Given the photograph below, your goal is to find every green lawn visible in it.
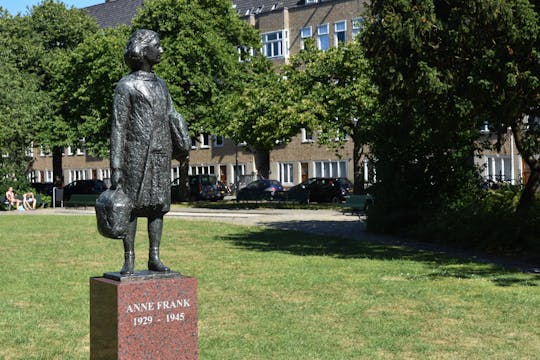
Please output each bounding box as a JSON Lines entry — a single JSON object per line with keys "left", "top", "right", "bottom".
{"left": 0, "top": 215, "right": 539, "bottom": 359}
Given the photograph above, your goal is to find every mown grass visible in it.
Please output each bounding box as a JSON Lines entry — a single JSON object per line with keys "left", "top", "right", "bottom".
{"left": 0, "top": 215, "right": 539, "bottom": 359}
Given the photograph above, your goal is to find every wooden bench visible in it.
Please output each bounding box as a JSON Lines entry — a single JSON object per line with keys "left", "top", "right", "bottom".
{"left": 338, "top": 194, "right": 373, "bottom": 215}
{"left": 64, "top": 194, "right": 99, "bottom": 207}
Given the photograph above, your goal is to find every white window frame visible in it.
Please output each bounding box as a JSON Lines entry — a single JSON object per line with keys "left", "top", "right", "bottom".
{"left": 301, "top": 26, "right": 312, "bottom": 50}
{"left": 200, "top": 134, "right": 210, "bottom": 149}
{"left": 189, "top": 165, "right": 215, "bottom": 175}
{"left": 306, "top": 0, "right": 318, "bottom": 4}
{"left": 278, "top": 163, "right": 294, "bottom": 185}
{"left": 69, "top": 169, "right": 88, "bottom": 183}
{"left": 313, "top": 160, "right": 347, "bottom": 178}
{"left": 45, "top": 170, "right": 53, "bottom": 183}
{"left": 317, "top": 24, "right": 329, "bottom": 51}
{"left": 262, "top": 30, "right": 289, "bottom": 59}
{"left": 191, "top": 137, "right": 197, "bottom": 149}
{"left": 334, "top": 21, "right": 347, "bottom": 45}
{"left": 301, "top": 128, "right": 314, "bottom": 143}
{"left": 352, "top": 17, "right": 364, "bottom": 38}
{"left": 99, "top": 168, "right": 111, "bottom": 181}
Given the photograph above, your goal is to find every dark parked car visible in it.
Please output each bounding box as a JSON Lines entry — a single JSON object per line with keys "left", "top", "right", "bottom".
{"left": 172, "top": 174, "right": 222, "bottom": 202}
{"left": 236, "top": 179, "right": 284, "bottom": 201}
{"left": 288, "top": 177, "right": 352, "bottom": 203}
{"left": 62, "top": 179, "right": 108, "bottom": 201}
{"left": 31, "top": 182, "right": 54, "bottom": 196}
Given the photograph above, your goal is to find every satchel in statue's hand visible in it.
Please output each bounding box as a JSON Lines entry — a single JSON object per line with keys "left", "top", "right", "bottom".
{"left": 95, "top": 189, "right": 133, "bottom": 239}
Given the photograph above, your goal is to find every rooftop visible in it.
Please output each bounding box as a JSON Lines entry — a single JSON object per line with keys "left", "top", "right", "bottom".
{"left": 84, "top": 0, "right": 334, "bottom": 28}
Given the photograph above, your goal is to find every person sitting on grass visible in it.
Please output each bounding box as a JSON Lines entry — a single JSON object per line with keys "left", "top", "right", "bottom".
{"left": 5, "top": 187, "right": 21, "bottom": 209}
{"left": 23, "top": 191, "right": 36, "bottom": 211}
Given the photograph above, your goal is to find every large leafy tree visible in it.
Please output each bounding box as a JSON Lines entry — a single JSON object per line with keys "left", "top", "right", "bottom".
{"left": 0, "top": 9, "right": 51, "bottom": 189}
{"left": 362, "top": 0, "right": 540, "bottom": 231}
{"left": 54, "top": 26, "right": 129, "bottom": 158}
{"left": 284, "top": 40, "right": 379, "bottom": 193}
{"left": 130, "top": 0, "right": 263, "bottom": 183}
{"left": 3, "top": 1, "right": 99, "bottom": 183}
{"left": 220, "top": 54, "right": 303, "bottom": 178}
{"left": 132, "top": 0, "right": 260, "bottom": 133}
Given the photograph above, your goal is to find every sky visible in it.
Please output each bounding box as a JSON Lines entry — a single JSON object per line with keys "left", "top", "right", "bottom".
{"left": 1, "top": 0, "right": 104, "bottom": 16}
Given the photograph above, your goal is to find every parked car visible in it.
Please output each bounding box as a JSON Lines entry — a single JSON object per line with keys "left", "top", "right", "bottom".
{"left": 236, "top": 179, "right": 284, "bottom": 201}
{"left": 288, "top": 177, "right": 352, "bottom": 203}
{"left": 172, "top": 174, "right": 222, "bottom": 202}
{"left": 31, "top": 182, "right": 54, "bottom": 196}
{"left": 62, "top": 179, "right": 108, "bottom": 201}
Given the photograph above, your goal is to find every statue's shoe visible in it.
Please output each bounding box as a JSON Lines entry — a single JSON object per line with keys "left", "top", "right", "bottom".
{"left": 148, "top": 259, "right": 170, "bottom": 272}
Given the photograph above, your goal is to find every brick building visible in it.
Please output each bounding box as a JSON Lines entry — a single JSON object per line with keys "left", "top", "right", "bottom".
{"left": 28, "top": 0, "right": 524, "bottom": 188}
{"left": 30, "top": 0, "right": 369, "bottom": 189}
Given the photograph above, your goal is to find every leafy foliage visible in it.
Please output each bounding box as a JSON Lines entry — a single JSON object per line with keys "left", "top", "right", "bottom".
{"left": 131, "top": 0, "right": 260, "bottom": 133}
{"left": 284, "top": 39, "right": 379, "bottom": 192}
{"left": 362, "top": 0, "right": 540, "bottom": 234}
{"left": 55, "top": 27, "right": 129, "bottom": 157}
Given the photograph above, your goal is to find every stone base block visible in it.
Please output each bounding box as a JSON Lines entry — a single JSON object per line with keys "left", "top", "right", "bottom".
{"left": 90, "top": 276, "right": 198, "bottom": 360}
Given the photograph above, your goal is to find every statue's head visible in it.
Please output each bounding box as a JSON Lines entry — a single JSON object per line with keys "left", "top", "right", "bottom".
{"left": 124, "top": 29, "right": 162, "bottom": 71}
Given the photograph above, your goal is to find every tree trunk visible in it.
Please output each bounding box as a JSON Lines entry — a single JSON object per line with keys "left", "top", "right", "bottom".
{"left": 254, "top": 147, "right": 270, "bottom": 179}
{"left": 353, "top": 138, "right": 365, "bottom": 195}
{"left": 511, "top": 124, "right": 540, "bottom": 215}
{"left": 52, "top": 146, "right": 64, "bottom": 186}
{"left": 177, "top": 154, "right": 190, "bottom": 202}
{"left": 517, "top": 168, "right": 540, "bottom": 215}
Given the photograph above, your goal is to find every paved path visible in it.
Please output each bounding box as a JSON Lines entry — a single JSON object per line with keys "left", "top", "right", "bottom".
{"left": 4, "top": 206, "right": 539, "bottom": 274}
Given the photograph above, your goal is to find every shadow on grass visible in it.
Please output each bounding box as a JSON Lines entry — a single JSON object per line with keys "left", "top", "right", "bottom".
{"left": 220, "top": 225, "right": 540, "bottom": 287}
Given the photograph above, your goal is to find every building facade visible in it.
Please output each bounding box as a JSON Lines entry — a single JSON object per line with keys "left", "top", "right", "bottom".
{"left": 28, "top": 0, "right": 524, "bottom": 189}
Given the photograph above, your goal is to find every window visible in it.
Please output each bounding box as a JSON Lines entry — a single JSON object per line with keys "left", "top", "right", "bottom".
{"left": 352, "top": 17, "right": 364, "bottom": 38}
{"left": 334, "top": 21, "right": 346, "bottom": 45}
{"left": 45, "top": 170, "right": 53, "bottom": 183}
{"left": 279, "top": 163, "right": 294, "bottom": 184}
{"left": 201, "top": 134, "right": 210, "bottom": 148}
{"left": 191, "top": 137, "right": 197, "bottom": 149}
{"left": 69, "top": 169, "right": 88, "bottom": 183}
{"left": 306, "top": 0, "right": 318, "bottom": 4}
{"left": 300, "top": 27, "right": 312, "bottom": 49}
{"left": 189, "top": 165, "right": 215, "bottom": 175}
{"left": 262, "top": 30, "right": 288, "bottom": 58}
{"left": 317, "top": 24, "right": 329, "bottom": 50}
{"left": 66, "top": 146, "right": 74, "bottom": 156}
{"left": 170, "top": 166, "right": 180, "bottom": 181}
{"left": 314, "top": 161, "right": 347, "bottom": 177}
{"left": 483, "top": 156, "right": 513, "bottom": 183}
{"left": 40, "top": 147, "right": 51, "bottom": 157}
{"left": 76, "top": 148, "right": 85, "bottom": 156}
{"left": 99, "top": 168, "right": 111, "bottom": 180}
{"left": 301, "top": 128, "right": 314, "bottom": 143}
{"left": 213, "top": 135, "right": 224, "bottom": 148}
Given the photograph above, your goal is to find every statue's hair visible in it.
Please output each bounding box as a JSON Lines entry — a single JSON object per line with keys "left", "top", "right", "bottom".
{"left": 124, "top": 29, "right": 160, "bottom": 70}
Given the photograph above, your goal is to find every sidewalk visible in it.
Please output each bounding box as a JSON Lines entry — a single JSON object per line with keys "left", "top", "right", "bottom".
{"left": 5, "top": 206, "right": 539, "bottom": 275}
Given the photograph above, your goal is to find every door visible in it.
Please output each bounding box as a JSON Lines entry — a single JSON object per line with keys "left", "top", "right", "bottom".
{"left": 301, "top": 163, "right": 309, "bottom": 183}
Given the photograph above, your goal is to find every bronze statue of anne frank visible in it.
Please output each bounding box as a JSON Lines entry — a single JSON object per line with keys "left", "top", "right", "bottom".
{"left": 109, "top": 29, "right": 190, "bottom": 275}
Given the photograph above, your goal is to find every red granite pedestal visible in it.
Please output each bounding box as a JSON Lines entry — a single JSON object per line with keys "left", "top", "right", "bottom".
{"left": 90, "top": 275, "right": 198, "bottom": 360}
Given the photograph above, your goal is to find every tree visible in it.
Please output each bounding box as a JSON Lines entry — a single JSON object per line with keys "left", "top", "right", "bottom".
{"left": 130, "top": 0, "right": 261, "bottom": 184}
{"left": 362, "top": 0, "right": 540, "bottom": 232}
{"left": 54, "top": 26, "right": 129, "bottom": 158}
{"left": 0, "top": 8, "right": 49, "bottom": 189}
{"left": 284, "top": 40, "right": 379, "bottom": 193}
{"left": 361, "top": 0, "right": 487, "bottom": 231}
{"left": 132, "top": 0, "right": 260, "bottom": 132}
{"left": 219, "top": 54, "right": 304, "bottom": 178}
{"left": 21, "top": 0, "right": 97, "bottom": 183}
